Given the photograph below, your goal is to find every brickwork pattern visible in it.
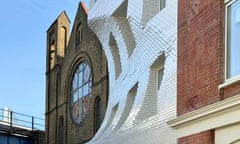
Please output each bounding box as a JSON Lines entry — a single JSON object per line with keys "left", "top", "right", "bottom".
{"left": 176, "top": 0, "right": 240, "bottom": 143}
{"left": 46, "top": 3, "right": 109, "bottom": 144}
{"left": 88, "top": 0, "right": 177, "bottom": 143}
{"left": 178, "top": 130, "right": 214, "bottom": 144}
{"left": 222, "top": 82, "right": 240, "bottom": 99}
{"left": 177, "top": 0, "right": 224, "bottom": 116}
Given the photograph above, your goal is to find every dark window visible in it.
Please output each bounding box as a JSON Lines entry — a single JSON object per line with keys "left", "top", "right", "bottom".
{"left": 58, "top": 117, "right": 64, "bottom": 144}
{"left": 95, "top": 97, "right": 102, "bottom": 132}
{"left": 158, "top": 68, "right": 164, "bottom": 89}
{"left": 160, "top": 0, "right": 166, "bottom": 11}
{"left": 76, "top": 23, "right": 83, "bottom": 46}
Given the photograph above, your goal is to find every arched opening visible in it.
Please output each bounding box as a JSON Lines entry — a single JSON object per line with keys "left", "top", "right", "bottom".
{"left": 49, "top": 39, "right": 56, "bottom": 69}
{"left": 69, "top": 60, "right": 92, "bottom": 125}
{"left": 59, "top": 26, "right": 67, "bottom": 57}
{"left": 115, "top": 83, "right": 138, "bottom": 130}
{"left": 94, "top": 96, "right": 102, "bottom": 133}
{"left": 76, "top": 22, "right": 83, "bottom": 47}
{"left": 58, "top": 116, "right": 64, "bottom": 144}
{"left": 136, "top": 53, "right": 165, "bottom": 121}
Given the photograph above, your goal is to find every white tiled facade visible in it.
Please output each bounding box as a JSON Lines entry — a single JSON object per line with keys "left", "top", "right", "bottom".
{"left": 88, "top": 0, "right": 177, "bottom": 143}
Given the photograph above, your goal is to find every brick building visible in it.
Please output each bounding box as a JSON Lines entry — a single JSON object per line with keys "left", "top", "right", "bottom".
{"left": 46, "top": 0, "right": 240, "bottom": 143}
{"left": 45, "top": 2, "right": 108, "bottom": 144}
{"left": 168, "top": 0, "right": 240, "bottom": 143}
{"left": 47, "top": 0, "right": 177, "bottom": 143}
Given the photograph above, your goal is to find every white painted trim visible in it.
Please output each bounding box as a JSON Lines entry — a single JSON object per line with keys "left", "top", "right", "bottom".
{"left": 224, "top": 0, "right": 239, "bottom": 82}
{"left": 224, "top": 0, "right": 228, "bottom": 81}
{"left": 167, "top": 94, "right": 240, "bottom": 138}
{"left": 219, "top": 75, "right": 240, "bottom": 89}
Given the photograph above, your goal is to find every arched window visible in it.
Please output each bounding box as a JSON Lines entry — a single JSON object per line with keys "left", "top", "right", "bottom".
{"left": 95, "top": 97, "right": 102, "bottom": 132}
{"left": 58, "top": 116, "right": 64, "bottom": 144}
{"left": 49, "top": 39, "right": 55, "bottom": 69}
{"left": 76, "top": 23, "right": 83, "bottom": 46}
{"left": 59, "top": 26, "right": 67, "bottom": 57}
{"left": 69, "top": 61, "right": 92, "bottom": 124}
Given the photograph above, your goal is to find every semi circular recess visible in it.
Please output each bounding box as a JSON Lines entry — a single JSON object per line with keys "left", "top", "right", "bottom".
{"left": 109, "top": 32, "right": 122, "bottom": 79}
{"left": 135, "top": 53, "right": 165, "bottom": 121}
{"left": 114, "top": 82, "right": 138, "bottom": 130}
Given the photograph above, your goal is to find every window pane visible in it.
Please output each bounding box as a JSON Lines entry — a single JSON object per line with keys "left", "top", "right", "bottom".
{"left": 79, "top": 71, "right": 83, "bottom": 86}
{"left": 73, "top": 91, "right": 78, "bottom": 102}
{"left": 228, "top": 0, "right": 240, "bottom": 78}
{"left": 79, "top": 63, "right": 83, "bottom": 71}
{"left": 79, "top": 87, "right": 83, "bottom": 98}
{"left": 84, "top": 65, "right": 90, "bottom": 83}
{"left": 158, "top": 68, "right": 164, "bottom": 89}
{"left": 72, "top": 74, "right": 78, "bottom": 89}
{"left": 83, "top": 84, "right": 89, "bottom": 96}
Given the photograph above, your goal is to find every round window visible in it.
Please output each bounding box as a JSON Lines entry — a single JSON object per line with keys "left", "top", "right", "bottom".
{"left": 70, "top": 61, "right": 91, "bottom": 124}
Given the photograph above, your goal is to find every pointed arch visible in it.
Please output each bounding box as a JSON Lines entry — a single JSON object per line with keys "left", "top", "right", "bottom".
{"left": 58, "top": 116, "right": 64, "bottom": 144}
{"left": 94, "top": 96, "right": 102, "bottom": 133}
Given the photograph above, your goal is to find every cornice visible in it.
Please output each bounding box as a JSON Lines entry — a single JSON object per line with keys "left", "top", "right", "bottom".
{"left": 167, "top": 94, "right": 240, "bottom": 138}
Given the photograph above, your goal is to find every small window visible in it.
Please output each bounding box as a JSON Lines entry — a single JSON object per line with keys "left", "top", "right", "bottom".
{"left": 50, "top": 40, "right": 55, "bottom": 69}
{"left": 76, "top": 23, "right": 83, "bottom": 46}
{"left": 95, "top": 97, "right": 102, "bottom": 132}
{"left": 150, "top": 53, "right": 165, "bottom": 90}
{"left": 142, "top": 0, "right": 166, "bottom": 25}
{"left": 225, "top": 0, "right": 240, "bottom": 79}
{"left": 160, "top": 0, "right": 166, "bottom": 11}
{"left": 58, "top": 117, "right": 64, "bottom": 144}
{"left": 158, "top": 67, "right": 164, "bottom": 89}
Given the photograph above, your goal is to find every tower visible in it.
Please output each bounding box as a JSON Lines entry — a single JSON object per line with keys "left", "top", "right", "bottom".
{"left": 45, "top": 11, "right": 70, "bottom": 144}
{"left": 46, "top": 11, "right": 70, "bottom": 71}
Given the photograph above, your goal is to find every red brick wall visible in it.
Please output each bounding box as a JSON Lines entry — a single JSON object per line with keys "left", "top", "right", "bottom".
{"left": 177, "top": 0, "right": 224, "bottom": 116}
{"left": 178, "top": 130, "right": 214, "bottom": 144}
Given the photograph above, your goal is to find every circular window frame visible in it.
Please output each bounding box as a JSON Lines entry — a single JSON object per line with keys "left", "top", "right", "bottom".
{"left": 69, "top": 58, "right": 92, "bottom": 125}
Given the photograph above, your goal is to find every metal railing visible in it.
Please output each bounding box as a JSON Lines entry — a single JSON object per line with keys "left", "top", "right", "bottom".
{"left": 0, "top": 108, "right": 45, "bottom": 131}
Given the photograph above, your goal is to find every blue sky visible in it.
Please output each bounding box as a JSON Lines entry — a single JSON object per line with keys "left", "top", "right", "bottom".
{"left": 0, "top": 0, "right": 89, "bottom": 120}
